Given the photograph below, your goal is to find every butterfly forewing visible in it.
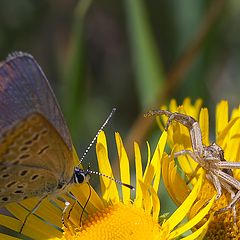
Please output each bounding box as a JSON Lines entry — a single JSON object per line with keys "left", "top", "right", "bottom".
{"left": 0, "top": 52, "right": 72, "bottom": 150}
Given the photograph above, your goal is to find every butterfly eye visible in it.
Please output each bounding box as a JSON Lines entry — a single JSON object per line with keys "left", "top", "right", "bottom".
{"left": 73, "top": 168, "right": 90, "bottom": 184}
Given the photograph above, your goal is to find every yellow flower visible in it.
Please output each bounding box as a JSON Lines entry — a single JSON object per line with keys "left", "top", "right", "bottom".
{"left": 159, "top": 98, "right": 240, "bottom": 239}
{"left": 0, "top": 130, "right": 213, "bottom": 239}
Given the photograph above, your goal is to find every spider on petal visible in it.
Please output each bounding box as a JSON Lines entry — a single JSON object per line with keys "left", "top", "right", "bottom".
{"left": 145, "top": 109, "right": 240, "bottom": 224}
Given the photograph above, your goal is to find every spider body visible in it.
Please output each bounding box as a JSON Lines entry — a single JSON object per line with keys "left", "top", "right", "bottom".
{"left": 145, "top": 109, "right": 240, "bottom": 222}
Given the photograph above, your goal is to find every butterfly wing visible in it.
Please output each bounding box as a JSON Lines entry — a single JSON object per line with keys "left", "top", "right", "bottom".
{"left": 0, "top": 52, "right": 72, "bottom": 150}
{"left": 0, "top": 53, "right": 75, "bottom": 205}
{"left": 0, "top": 166, "right": 58, "bottom": 207}
{"left": 0, "top": 113, "right": 74, "bottom": 206}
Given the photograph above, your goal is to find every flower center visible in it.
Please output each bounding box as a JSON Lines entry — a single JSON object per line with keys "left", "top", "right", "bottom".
{"left": 63, "top": 202, "right": 163, "bottom": 240}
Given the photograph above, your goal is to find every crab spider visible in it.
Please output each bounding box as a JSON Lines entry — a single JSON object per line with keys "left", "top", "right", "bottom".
{"left": 145, "top": 109, "right": 240, "bottom": 223}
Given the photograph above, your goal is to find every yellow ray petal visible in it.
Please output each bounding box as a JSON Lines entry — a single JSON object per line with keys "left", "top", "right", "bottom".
{"left": 115, "top": 132, "right": 131, "bottom": 203}
{"left": 199, "top": 108, "right": 210, "bottom": 146}
{"left": 169, "top": 194, "right": 215, "bottom": 238}
{"left": 0, "top": 214, "right": 21, "bottom": 232}
{"left": 169, "top": 99, "right": 178, "bottom": 112}
{"left": 216, "top": 100, "right": 229, "bottom": 136}
{"left": 231, "top": 105, "right": 240, "bottom": 119}
{"left": 180, "top": 214, "right": 213, "bottom": 240}
{"left": 149, "top": 186, "right": 160, "bottom": 221}
{"left": 69, "top": 184, "right": 104, "bottom": 210}
{"left": 5, "top": 201, "right": 62, "bottom": 239}
{"left": 143, "top": 131, "right": 167, "bottom": 189}
{"left": 153, "top": 131, "right": 167, "bottom": 192}
{"left": 6, "top": 197, "right": 62, "bottom": 228}
{"left": 139, "top": 180, "right": 151, "bottom": 214}
{"left": 0, "top": 233, "right": 21, "bottom": 240}
{"left": 163, "top": 174, "right": 203, "bottom": 231}
{"left": 217, "top": 117, "right": 240, "bottom": 147}
{"left": 68, "top": 184, "right": 104, "bottom": 215}
{"left": 96, "top": 131, "right": 119, "bottom": 202}
{"left": 134, "top": 142, "right": 143, "bottom": 207}
{"left": 194, "top": 99, "right": 203, "bottom": 113}
{"left": 162, "top": 154, "right": 190, "bottom": 205}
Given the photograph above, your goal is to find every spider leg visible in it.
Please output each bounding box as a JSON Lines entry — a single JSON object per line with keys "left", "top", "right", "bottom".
{"left": 214, "top": 169, "right": 240, "bottom": 224}
{"left": 215, "top": 170, "right": 240, "bottom": 191}
{"left": 166, "top": 112, "right": 196, "bottom": 130}
{"left": 173, "top": 149, "right": 202, "bottom": 184}
{"left": 145, "top": 110, "right": 205, "bottom": 155}
{"left": 207, "top": 172, "right": 222, "bottom": 200}
{"left": 166, "top": 112, "right": 204, "bottom": 154}
{"left": 174, "top": 149, "right": 202, "bottom": 165}
{"left": 215, "top": 180, "right": 237, "bottom": 224}
{"left": 218, "top": 161, "right": 240, "bottom": 169}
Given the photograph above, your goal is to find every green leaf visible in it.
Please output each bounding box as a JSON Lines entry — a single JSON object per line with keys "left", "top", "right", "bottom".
{"left": 125, "top": 0, "right": 165, "bottom": 109}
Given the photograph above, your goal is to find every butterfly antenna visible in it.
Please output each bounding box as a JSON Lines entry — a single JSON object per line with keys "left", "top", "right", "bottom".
{"left": 79, "top": 108, "right": 117, "bottom": 164}
{"left": 87, "top": 169, "right": 135, "bottom": 190}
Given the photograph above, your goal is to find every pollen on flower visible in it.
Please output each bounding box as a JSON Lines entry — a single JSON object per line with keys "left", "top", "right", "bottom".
{"left": 201, "top": 182, "right": 240, "bottom": 239}
{"left": 204, "top": 201, "right": 240, "bottom": 239}
{"left": 63, "top": 202, "right": 161, "bottom": 240}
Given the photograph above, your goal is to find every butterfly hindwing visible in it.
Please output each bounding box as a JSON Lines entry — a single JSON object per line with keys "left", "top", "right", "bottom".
{"left": 0, "top": 113, "right": 74, "bottom": 206}
{"left": 0, "top": 165, "right": 59, "bottom": 207}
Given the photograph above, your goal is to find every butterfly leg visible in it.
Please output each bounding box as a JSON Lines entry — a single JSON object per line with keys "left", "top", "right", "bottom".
{"left": 56, "top": 193, "right": 78, "bottom": 233}
{"left": 62, "top": 200, "right": 75, "bottom": 235}
{"left": 20, "top": 195, "right": 47, "bottom": 233}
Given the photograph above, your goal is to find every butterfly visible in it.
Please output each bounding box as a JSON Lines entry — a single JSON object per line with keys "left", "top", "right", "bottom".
{"left": 0, "top": 52, "right": 89, "bottom": 208}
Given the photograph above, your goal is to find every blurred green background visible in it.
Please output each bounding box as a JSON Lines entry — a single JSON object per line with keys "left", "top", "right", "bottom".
{"left": 0, "top": 0, "right": 239, "bottom": 214}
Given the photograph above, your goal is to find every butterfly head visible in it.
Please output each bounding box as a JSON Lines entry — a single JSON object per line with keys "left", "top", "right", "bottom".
{"left": 73, "top": 166, "right": 135, "bottom": 190}
{"left": 73, "top": 167, "right": 90, "bottom": 184}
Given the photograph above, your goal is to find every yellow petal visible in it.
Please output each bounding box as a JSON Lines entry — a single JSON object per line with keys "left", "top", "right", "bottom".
{"left": 139, "top": 180, "right": 151, "bottom": 214}
{"left": 216, "top": 100, "right": 229, "bottom": 136}
{"left": 223, "top": 119, "right": 240, "bottom": 161}
{"left": 0, "top": 232, "right": 22, "bottom": 240}
{"left": 169, "top": 99, "right": 178, "bottom": 112}
{"left": 143, "top": 131, "right": 167, "bottom": 189}
{"left": 68, "top": 184, "right": 104, "bottom": 214}
{"left": 199, "top": 108, "right": 210, "bottom": 146}
{"left": 6, "top": 201, "right": 62, "bottom": 239}
{"left": 149, "top": 186, "right": 160, "bottom": 221}
{"left": 162, "top": 154, "right": 191, "bottom": 205}
{"left": 153, "top": 131, "right": 167, "bottom": 192}
{"left": 115, "top": 132, "right": 131, "bottom": 203}
{"left": 163, "top": 174, "right": 203, "bottom": 231}
{"left": 217, "top": 117, "right": 240, "bottom": 148}
{"left": 169, "top": 194, "right": 215, "bottom": 238}
{"left": 0, "top": 214, "right": 21, "bottom": 232}
{"left": 180, "top": 214, "right": 213, "bottom": 240}
{"left": 134, "top": 142, "right": 143, "bottom": 207}
{"left": 96, "top": 131, "right": 119, "bottom": 202}
{"left": 194, "top": 99, "right": 203, "bottom": 115}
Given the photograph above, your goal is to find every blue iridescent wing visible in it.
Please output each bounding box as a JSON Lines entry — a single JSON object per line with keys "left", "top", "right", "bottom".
{"left": 0, "top": 52, "right": 72, "bottom": 150}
